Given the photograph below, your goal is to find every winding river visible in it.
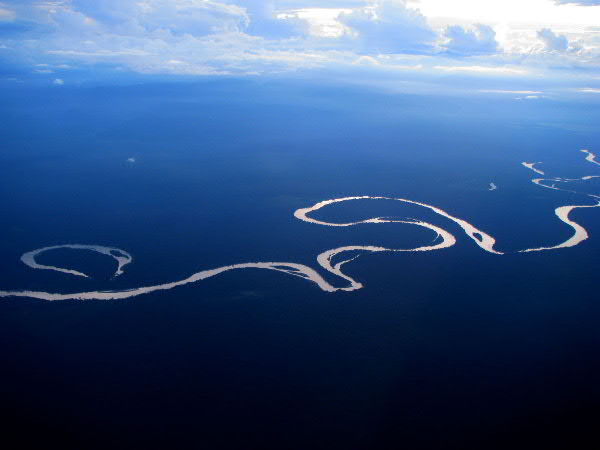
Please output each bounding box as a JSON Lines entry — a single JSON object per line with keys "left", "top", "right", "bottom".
{"left": 1, "top": 150, "right": 598, "bottom": 301}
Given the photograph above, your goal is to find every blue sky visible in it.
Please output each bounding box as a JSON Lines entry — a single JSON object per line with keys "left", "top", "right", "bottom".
{"left": 1, "top": 0, "right": 599, "bottom": 97}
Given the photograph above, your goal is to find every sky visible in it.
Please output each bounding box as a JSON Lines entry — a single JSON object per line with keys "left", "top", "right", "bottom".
{"left": 0, "top": 0, "right": 599, "bottom": 96}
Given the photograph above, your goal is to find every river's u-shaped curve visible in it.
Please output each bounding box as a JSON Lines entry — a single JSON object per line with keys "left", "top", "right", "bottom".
{"left": 1, "top": 150, "right": 598, "bottom": 301}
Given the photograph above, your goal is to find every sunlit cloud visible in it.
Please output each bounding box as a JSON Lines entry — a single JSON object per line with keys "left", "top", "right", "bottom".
{"left": 411, "top": 0, "right": 600, "bottom": 28}
{"left": 277, "top": 8, "right": 350, "bottom": 37}
{"left": 434, "top": 65, "right": 528, "bottom": 75}
{"left": 538, "top": 28, "right": 569, "bottom": 51}
{"left": 440, "top": 24, "right": 498, "bottom": 55}
{"left": 410, "top": 0, "right": 600, "bottom": 54}
{"left": 0, "top": 0, "right": 597, "bottom": 91}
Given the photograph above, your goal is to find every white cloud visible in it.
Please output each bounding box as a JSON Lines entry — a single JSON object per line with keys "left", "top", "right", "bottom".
{"left": 537, "top": 28, "right": 569, "bottom": 52}
{"left": 513, "top": 94, "right": 544, "bottom": 100}
{"left": 434, "top": 65, "right": 528, "bottom": 75}
{"left": 577, "top": 87, "right": 600, "bottom": 92}
{"left": 0, "top": 0, "right": 598, "bottom": 84}
{"left": 441, "top": 24, "right": 498, "bottom": 55}
{"left": 338, "top": 0, "right": 436, "bottom": 53}
{"left": 413, "top": 0, "right": 600, "bottom": 56}
{"left": 53, "top": 78, "right": 64, "bottom": 84}
{"left": 277, "top": 8, "right": 350, "bottom": 38}
{"left": 415, "top": 0, "right": 600, "bottom": 28}
{"left": 72, "top": 0, "right": 249, "bottom": 35}
{"left": 237, "top": 0, "right": 305, "bottom": 38}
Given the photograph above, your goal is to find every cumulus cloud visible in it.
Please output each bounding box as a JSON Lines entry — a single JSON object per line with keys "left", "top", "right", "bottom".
{"left": 537, "top": 28, "right": 569, "bottom": 52}
{"left": 440, "top": 24, "right": 498, "bottom": 56}
{"left": 0, "top": 0, "right": 439, "bottom": 74}
{"left": 0, "top": 0, "right": 597, "bottom": 83}
{"left": 338, "top": 0, "right": 436, "bottom": 54}
{"left": 235, "top": 0, "right": 303, "bottom": 38}
{"left": 52, "top": 77, "right": 64, "bottom": 84}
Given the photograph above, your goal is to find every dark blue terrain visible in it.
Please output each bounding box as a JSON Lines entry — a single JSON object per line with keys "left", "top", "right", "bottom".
{"left": 0, "top": 79, "right": 599, "bottom": 449}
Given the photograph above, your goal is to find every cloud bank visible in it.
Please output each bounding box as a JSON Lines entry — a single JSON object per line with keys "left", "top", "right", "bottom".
{"left": 0, "top": 0, "right": 598, "bottom": 89}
